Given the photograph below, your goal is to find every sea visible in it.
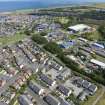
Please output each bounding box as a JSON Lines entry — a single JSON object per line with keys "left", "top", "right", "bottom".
{"left": 0, "top": 1, "right": 104, "bottom": 12}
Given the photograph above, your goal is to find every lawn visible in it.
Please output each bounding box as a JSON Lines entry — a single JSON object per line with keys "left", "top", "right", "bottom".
{"left": 95, "top": 55, "right": 105, "bottom": 63}
{"left": 96, "top": 92, "right": 105, "bottom": 105}
{"left": 0, "top": 33, "right": 27, "bottom": 46}
{"left": 92, "top": 3, "right": 105, "bottom": 9}
{"left": 82, "top": 31, "right": 102, "bottom": 41}
{"left": 81, "top": 87, "right": 103, "bottom": 105}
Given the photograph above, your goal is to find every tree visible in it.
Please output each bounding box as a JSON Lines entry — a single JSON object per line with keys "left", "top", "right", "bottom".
{"left": 98, "top": 25, "right": 105, "bottom": 39}
{"left": 32, "top": 34, "right": 48, "bottom": 45}
{"left": 40, "top": 32, "right": 47, "bottom": 36}
{"left": 44, "top": 42, "right": 63, "bottom": 54}
{"left": 24, "top": 29, "right": 31, "bottom": 35}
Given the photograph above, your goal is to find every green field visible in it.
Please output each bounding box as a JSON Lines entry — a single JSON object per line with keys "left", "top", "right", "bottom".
{"left": 0, "top": 33, "right": 27, "bottom": 46}
{"left": 96, "top": 92, "right": 105, "bottom": 105}
{"left": 81, "top": 87, "right": 103, "bottom": 105}
{"left": 92, "top": 3, "right": 105, "bottom": 9}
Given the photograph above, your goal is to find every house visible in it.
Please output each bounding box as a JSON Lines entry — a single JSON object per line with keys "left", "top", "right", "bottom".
{"left": 49, "top": 61, "right": 63, "bottom": 71}
{"left": 76, "top": 78, "right": 84, "bottom": 86}
{"left": 7, "top": 67, "right": 17, "bottom": 76}
{"left": 60, "top": 40, "right": 75, "bottom": 49}
{"left": 0, "top": 80, "right": 6, "bottom": 87}
{"left": 57, "top": 68, "right": 71, "bottom": 80}
{"left": 29, "top": 81, "right": 45, "bottom": 95}
{"left": 60, "top": 98, "right": 72, "bottom": 105}
{"left": 43, "top": 95, "right": 60, "bottom": 105}
{"left": 56, "top": 85, "right": 71, "bottom": 97}
{"left": 88, "top": 84, "right": 97, "bottom": 94}
{"left": 12, "top": 82, "right": 20, "bottom": 89}
{"left": 90, "top": 59, "right": 105, "bottom": 69}
{"left": 82, "top": 80, "right": 91, "bottom": 89}
{"left": 68, "top": 24, "right": 92, "bottom": 33}
{"left": 79, "top": 92, "right": 88, "bottom": 101}
{"left": 36, "top": 23, "right": 49, "bottom": 32}
{"left": 40, "top": 74, "right": 56, "bottom": 86}
{"left": 0, "top": 102, "right": 8, "bottom": 105}
{"left": 18, "top": 95, "right": 33, "bottom": 105}
{"left": 16, "top": 78, "right": 24, "bottom": 86}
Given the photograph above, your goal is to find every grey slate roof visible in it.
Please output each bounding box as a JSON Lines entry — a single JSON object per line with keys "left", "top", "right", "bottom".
{"left": 40, "top": 74, "right": 54, "bottom": 86}
{"left": 60, "top": 98, "right": 71, "bottom": 105}
{"left": 43, "top": 95, "right": 60, "bottom": 105}
{"left": 29, "top": 81, "right": 42, "bottom": 95}
{"left": 57, "top": 85, "right": 70, "bottom": 96}
{"left": 88, "top": 84, "right": 97, "bottom": 93}
{"left": 76, "top": 78, "right": 84, "bottom": 86}
{"left": 82, "top": 80, "right": 91, "bottom": 89}
{"left": 0, "top": 102, "right": 8, "bottom": 105}
{"left": 18, "top": 95, "right": 33, "bottom": 105}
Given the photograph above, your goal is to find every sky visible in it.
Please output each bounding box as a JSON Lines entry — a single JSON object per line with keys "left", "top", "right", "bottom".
{"left": 0, "top": 0, "right": 104, "bottom": 2}
{"left": 0, "top": 0, "right": 104, "bottom": 1}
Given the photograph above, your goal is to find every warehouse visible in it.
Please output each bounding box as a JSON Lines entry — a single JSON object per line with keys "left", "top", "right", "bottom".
{"left": 68, "top": 24, "right": 92, "bottom": 33}
{"left": 90, "top": 59, "right": 105, "bottom": 69}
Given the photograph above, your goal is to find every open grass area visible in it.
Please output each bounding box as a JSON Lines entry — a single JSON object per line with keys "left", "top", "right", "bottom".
{"left": 96, "top": 92, "right": 105, "bottom": 105}
{"left": 0, "top": 33, "right": 27, "bottom": 46}
{"left": 92, "top": 3, "right": 105, "bottom": 9}
{"left": 82, "top": 31, "right": 102, "bottom": 41}
{"left": 13, "top": 100, "right": 19, "bottom": 105}
{"left": 81, "top": 87, "right": 103, "bottom": 105}
{"left": 96, "top": 55, "right": 105, "bottom": 63}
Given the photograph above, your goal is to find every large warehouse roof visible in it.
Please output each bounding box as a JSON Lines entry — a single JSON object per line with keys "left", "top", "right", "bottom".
{"left": 68, "top": 24, "right": 91, "bottom": 32}
{"left": 90, "top": 59, "right": 105, "bottom": 68}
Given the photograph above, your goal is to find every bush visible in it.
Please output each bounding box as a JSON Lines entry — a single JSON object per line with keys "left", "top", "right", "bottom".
{"left": 44, "top": 42, "right": 63, "bottom": 54}
{"left": 32, "top": 34, "right": 48, "bottom": 45}
{"left": 40, "top": 32, "right": 47, "bottom": 36}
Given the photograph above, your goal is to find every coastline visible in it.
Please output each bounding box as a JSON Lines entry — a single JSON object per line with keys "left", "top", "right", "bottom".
{"left": 0, "top": 2, "right": 105, "bottom": 15}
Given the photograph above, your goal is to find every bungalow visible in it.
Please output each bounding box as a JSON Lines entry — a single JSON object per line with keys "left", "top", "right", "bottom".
{"left": 68, "top": 24, "right": 92, "bottom": 33}
{"left": 56, "top": 85, "right": 72, "bottom": 97}
{"left": 43, "top": 95, "right": 60, "bottom": 105}
{"left": 18, "top": 95, "right": 33, "bottom": 105}
{"left": 29, "top": 81, "right": 45, "bottom": 95}
{"left": 40, "top": 74, "right": 56, "bottom": 86}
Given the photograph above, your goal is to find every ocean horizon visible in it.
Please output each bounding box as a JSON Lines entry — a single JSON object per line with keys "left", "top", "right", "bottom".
{"left": 0, "top": 1, "right": 104, "bottom": 12}
{"left": 0, "top": 1, "right": 96, "bottom": 12}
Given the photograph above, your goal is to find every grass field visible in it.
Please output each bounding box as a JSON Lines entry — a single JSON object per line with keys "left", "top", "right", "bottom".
{"left": 92, "top": 3, "right": 105, "bottom": 9}
{"left": 81, "top": 87, "right": 103, "bottom": 105}
{"left": 96, "top": 55, "right": 105, "bottom": 63}
{"left": 0, "top": 33, "right": 27, "bottom": 46}
{"left": 96, "top": 92, "right": 105, "bottom": 105}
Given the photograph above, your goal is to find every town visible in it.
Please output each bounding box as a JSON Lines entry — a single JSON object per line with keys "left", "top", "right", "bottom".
{"left": 0, "top": 5, "right": 105, "bottom": 105}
